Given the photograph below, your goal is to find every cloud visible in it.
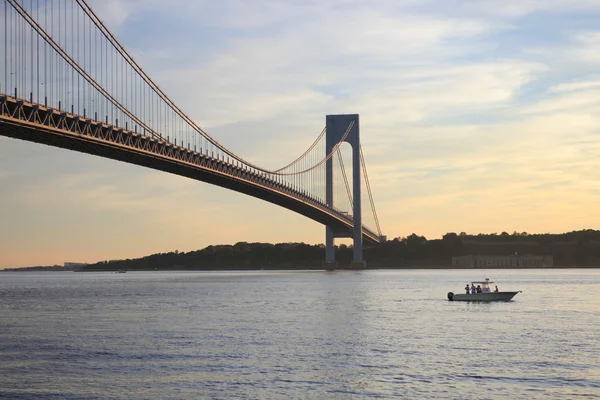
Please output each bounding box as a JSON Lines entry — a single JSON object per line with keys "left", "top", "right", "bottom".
{"left": 446, "top": 0, "right": 600, "bottom": 19}
{"left": 520, "top": 91, "right": 600, "bottom": 115}
{"left": 571, "top": 31, "right": 600, "bottom": 64}
{"left": 549, "top": 80, "right": 600, "bottom": 93}
{"left": 88, "top": 0, "right": 149, "bottom": 28}
{"left": 133, "top": 5, "right": 523, "bottom": 167}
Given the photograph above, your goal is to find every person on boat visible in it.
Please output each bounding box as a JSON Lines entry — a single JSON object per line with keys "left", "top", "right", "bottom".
{"left": 476, "top": 285, "right": 482, "bottom": 293}
{"left": 471, "top": 284, "right": 477, "bottom": 294}
{"left": 495, "top": 286, "right": 499, "bottom": 292}
{"left": 465, "top": 284, "right": 470, "bottom": 294}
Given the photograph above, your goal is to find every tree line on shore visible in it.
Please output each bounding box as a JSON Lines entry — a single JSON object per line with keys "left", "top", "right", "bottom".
{"left": 72, "top": 229, "right": 600, "bottom": 271}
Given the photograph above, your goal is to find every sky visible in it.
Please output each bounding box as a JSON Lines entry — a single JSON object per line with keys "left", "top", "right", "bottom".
{"left": 1, "top": 0, "right": 600, "bottom": 268}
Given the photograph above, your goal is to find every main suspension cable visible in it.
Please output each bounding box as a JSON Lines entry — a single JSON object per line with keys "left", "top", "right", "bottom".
{"left": 8, "top": 0, "right": 356, "bottom": 181}
{"left": 360, "top": 145, "right": 381, "bottom": 236}
{"left": 274, "top": 126, "right": 326, "bottom": 172}
{"left": 274, "top": 121, "right": 354, "bottom": 176}
{"left": 76, "top": 0, "right": 323, "bottom": 176}
{"left": 6, "top": 0, "right": 161, "bottom": 138}
{"left": 336, "top": 147, "right": 353, "bottom": 210}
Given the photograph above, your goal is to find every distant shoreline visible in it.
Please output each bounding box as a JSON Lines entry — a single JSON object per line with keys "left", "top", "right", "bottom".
{"left": 3, "top": 265, "right": 599, "bottom": 272}
{"left": 5, "top": 229, "right": 600, "bottom": 271}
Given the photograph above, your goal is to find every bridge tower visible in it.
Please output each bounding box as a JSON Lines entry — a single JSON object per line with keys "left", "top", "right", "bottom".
{"left": 324, "top": 114, "right": 367, "bottom": 269}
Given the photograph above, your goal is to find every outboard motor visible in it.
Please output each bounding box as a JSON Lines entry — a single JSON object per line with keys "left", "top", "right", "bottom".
{"left": 447, "top": 292, "right": 454, "bottom": 301}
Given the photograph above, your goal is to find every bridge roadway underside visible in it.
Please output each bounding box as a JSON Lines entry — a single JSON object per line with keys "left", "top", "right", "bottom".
{"left": 0, "top": 117, "right": 379, "bottom": 245}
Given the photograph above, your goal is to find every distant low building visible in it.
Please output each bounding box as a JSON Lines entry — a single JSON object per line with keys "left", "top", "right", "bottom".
{"left": 64, "top": 262, "right": 88, "bottom": 268}
{"left": 452, "top": 254, "right": 553, "bottom": 268}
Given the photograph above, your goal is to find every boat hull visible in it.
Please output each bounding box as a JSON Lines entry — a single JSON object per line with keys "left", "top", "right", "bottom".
{"left": 448, "top": 291, "right": 519, "bottom": 302}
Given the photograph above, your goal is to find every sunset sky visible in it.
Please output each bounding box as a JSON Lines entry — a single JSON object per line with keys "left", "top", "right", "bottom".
{"left": 1, "top": 0, "right": 600, "bottom": 268}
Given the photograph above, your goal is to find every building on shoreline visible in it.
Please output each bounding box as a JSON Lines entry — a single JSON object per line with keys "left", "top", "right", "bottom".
{"left": 452, "top": 254, "right": 553, "bottom": 268}
{"left": 64, "top": 262, "right": 88, "bottom": 268}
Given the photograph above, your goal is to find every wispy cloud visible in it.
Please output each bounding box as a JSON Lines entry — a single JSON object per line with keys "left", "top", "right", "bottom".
{"left": 549, "top": 80, "right": 600, "bottom": 93}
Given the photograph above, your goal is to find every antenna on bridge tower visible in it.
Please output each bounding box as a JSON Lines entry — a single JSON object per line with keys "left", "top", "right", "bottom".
{"left": 324, "top": 114, "right": 367, "bottom": 269}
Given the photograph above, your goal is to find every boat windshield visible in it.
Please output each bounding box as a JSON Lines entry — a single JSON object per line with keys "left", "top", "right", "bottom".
{"left": 471, "top": 279, "right": 493, "bottom": 293}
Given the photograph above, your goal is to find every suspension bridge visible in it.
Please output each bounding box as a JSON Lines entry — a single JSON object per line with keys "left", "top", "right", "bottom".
{"left": 0, "top": 0, "right": 384, "bottom": 267}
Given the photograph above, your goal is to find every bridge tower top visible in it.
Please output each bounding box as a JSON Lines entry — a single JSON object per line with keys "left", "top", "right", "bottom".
{"left": 326, "top": 114, "right": 359, "bottom": 149}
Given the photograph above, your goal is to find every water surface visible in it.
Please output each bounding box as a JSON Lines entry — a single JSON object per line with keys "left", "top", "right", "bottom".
{"left": 1, "top": 269, "right": 599, "bottom": 399}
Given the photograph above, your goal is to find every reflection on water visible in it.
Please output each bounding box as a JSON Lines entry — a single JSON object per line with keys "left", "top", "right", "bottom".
{"left": 1, "top": 269, "right": 599, "bottom": 399}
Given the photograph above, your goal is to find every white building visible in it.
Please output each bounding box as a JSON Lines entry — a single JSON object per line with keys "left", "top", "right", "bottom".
{"left": 64, "top": 262, "right": 88, "bottom": 268}
{"left": 452, "top": 254, "right": 553, "bottom": 268}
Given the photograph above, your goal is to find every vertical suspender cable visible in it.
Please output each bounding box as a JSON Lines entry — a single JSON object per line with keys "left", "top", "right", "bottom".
{"left": 30, "top": 0, "right": 33, "bottom": 101}
{"left": 4, "top": 0, "right": 7, "bottom": 94}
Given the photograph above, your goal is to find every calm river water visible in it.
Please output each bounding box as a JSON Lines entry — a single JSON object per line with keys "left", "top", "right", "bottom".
{"left": 1, "top": 269, "right": 599, "bottom": 399}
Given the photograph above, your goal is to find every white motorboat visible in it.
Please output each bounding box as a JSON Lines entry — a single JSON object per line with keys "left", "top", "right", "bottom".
{"left": 447, "top": 278, "right": 520, "bottom": 302}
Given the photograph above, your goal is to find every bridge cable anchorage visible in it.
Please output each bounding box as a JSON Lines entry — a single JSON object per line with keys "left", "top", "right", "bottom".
{"left": 360, "top": 145, "right": 382, "bottom": 236}
{"left": 6, "top": 0, "right": 163, "bottom": 140}
{"left": 336, "top": 147, "right": 353, "bottom": 211}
